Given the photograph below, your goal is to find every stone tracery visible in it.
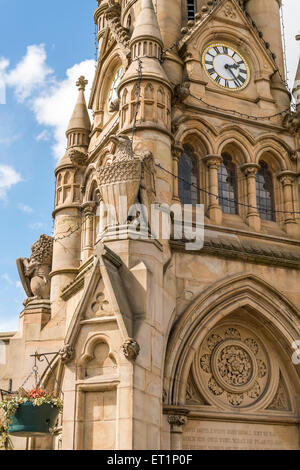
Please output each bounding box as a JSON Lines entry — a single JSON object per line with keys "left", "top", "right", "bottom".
{"left": 194, "top": 325, "right": 270, "bottom": 408}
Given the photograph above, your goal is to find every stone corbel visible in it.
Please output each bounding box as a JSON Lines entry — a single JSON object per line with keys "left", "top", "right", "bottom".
{"left": 109, "top": 98, "right": 120, "bottom": 113}
{"left": 122, "top": 338, "right": 140, "bottom": 361}
{"left": 59, "top": 344, "right": 75, "bottom": 364}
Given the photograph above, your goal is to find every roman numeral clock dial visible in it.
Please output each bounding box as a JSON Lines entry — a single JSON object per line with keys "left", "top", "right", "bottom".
{"left": 202, "top": 44, "right": 250, "bottom": 91}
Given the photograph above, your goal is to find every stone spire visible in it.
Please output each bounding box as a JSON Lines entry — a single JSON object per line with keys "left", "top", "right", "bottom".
{"left": 120, "top": 0, "right": 170, "bottom": 88}
{"left": 66, "top": 76, "right": 91, "bottom": 138}
{"left": 130, "top": 0, "right": 163, "bottom": 48}
{"left": 56, "top": 76, "right": 91, "bottom": 170}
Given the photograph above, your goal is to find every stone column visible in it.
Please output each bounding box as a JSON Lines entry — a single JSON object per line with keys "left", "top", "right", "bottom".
{"left": 172, "top": 144, "right": 183, "bottom": 202}
{"left": 168, "top": 414, "right": 188, "bottom": 450}
{"left": 81, "top": 201, "right": 97, "bottom": 262}
{"left": 241, "top": 163, "right": 261, "bottom": 231}
{"left": 203, "top": 154, "right": 223, "bottom": 225}
{"left": 278, "top": 171, "right": 297, "bottom": 237}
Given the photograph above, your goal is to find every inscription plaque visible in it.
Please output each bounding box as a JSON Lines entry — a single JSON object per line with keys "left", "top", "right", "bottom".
{"left": 182, "top": 420, "right": 299, "bottom": 450}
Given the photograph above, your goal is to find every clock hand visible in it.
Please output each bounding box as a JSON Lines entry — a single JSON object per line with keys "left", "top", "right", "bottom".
{"left": 227, "top": 63, "right": 238, "bottom": 69}
{"left": 224, "top": 64, "right": 240, "bottom": 86}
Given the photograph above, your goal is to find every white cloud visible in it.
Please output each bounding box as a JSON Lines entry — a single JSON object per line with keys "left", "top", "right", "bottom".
{"left": 32, "top": 59, "right": 95, "bottom": 159}
{"left": 35, "top": 130, "right": 50, "bottom": 142}
{"left": 28, "top": 222, "right": 44, "bottom": 230}
{"left": 2, "top": 44, "right": 95, "bottom": 160}
{"left": 282, "top": 1, "right": 300, "bottom": 91}
{"left": 0, "top": 165, "right": 22, "bottom": 199}
{"left": 1, "top": 273, "right": 22, "bottom": 289}
{"left": 5, "top": 44, "right": 53, "bottom": 102}
{"left": 18, "top": 203, "right": 33, "bottom": 214}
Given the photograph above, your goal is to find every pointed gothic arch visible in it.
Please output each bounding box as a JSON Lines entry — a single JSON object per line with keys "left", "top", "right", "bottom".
{"left": 164, "top": 273, "right": 300, "bottom": 406}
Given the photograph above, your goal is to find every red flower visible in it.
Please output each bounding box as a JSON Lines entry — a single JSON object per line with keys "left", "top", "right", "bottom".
{"left": 28, "top": 388, "right": 46, "bottom": 399}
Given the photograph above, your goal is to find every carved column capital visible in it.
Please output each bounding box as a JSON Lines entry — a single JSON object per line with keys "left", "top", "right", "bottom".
{"left": 172, "top": 143, "right": 184, "bottom": 161}
{"left": 203, "top": 154, "right": 223, "bottom": 169}
{"left": 241, "top": 163, "right": 260, "bottom": 177}
{"left": 278, "top": 170, "right": 296, "bottom": 186}
{"left": 81, "top": 201, "right": 97, "bottom": 216}
{"left": 167, "top": 415, "right": 187, "bottom": 427}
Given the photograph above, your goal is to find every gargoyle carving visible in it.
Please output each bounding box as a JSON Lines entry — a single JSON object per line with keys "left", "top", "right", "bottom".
{"left": 17, "top": 234, "right": 53, "bottom": 300}
{"left": 59, "top": 344, "right": 75, "bottom": 364}
{"left": 109, "top": 134, "right": 135, "bottom": 162}
{"left": 69, "top": 149, "right": 88, "bottom": 168}
{"left": 108, "top": 98, "right": 120, "bottom": 113}
{"left": 282, "top": 111, "right": 300, "bottom": 136}
{"left": 173, "top": 81, "right": 190, "bottom": 104}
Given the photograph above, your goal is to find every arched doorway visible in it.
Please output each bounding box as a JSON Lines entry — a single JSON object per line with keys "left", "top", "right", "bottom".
{"left": 164, "top": 275, "right": 300, "bottom": 450}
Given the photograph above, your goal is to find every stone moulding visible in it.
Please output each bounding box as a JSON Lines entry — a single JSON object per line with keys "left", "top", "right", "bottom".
{"left": 170, "top": 238, "right": 300, "bottom": 269}
{"left": 61, "top": 277, "right": 85, "bottom": 302}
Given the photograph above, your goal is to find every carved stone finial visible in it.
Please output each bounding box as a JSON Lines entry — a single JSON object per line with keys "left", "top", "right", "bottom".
{"left": 76, "top": 76, "right": 88, "bottom": 91}
{"left": 59, "top": 344, "right": 75, "bottom": 364}
{"left": 122, "top": 338, "right": 140, "bottom": 361}
{"left": 17, "top": 234, "right": 54, "bottom": 300}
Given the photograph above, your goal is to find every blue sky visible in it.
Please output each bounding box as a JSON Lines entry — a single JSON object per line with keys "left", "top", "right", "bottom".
{"left": 0, "top": 0, "right": 299, "bottom": 332}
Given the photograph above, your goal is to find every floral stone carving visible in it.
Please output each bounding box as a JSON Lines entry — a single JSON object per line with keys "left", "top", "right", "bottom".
{"left": 17, "top": 234, "right": 54, "bottom": 300}
{"left": 193, "top": 326, "right": 269, "bottom": 409}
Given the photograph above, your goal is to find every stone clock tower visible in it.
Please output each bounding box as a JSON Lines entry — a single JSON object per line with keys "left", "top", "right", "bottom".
{"left": 1, "top": 0, "right": 300, "bottom": 450}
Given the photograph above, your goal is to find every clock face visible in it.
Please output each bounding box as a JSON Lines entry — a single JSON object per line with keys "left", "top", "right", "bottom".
{"left": 108, "top": 67, "right": 123, "bottom": 107}
{"left": 202, "top": 44, "right": 250, "bottom": 91}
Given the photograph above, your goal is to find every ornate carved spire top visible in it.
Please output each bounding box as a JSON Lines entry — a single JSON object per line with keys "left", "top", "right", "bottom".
{"left": 76, "top": 76, "right": 88, "bottom": 91}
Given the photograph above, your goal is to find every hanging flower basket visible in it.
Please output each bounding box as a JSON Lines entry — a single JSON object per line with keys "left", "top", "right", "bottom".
{"left": 0, "top": 388, "right": 63, "bottom": 445}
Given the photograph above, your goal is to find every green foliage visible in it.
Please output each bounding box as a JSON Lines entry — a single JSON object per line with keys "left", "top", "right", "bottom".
{"left": 0, "top": 393, "right": 63, "bottom": 449}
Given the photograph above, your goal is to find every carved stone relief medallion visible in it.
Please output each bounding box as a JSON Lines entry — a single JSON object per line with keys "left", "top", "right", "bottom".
{"left": 192, "top": 325, "right": 270, "bottom": 409}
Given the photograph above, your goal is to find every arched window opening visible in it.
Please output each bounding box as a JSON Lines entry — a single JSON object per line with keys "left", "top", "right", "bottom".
{"left": 256, "top": 160, "right": 275, "bottom": 221}
{"left": 218, "top": 153, "right": 238, "bottom": 214}
{"left": 187, "top": 0, "right": 196, "bottom": 20}
{"left": 178, "top": 145, "right": 199, "bottom": 204}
